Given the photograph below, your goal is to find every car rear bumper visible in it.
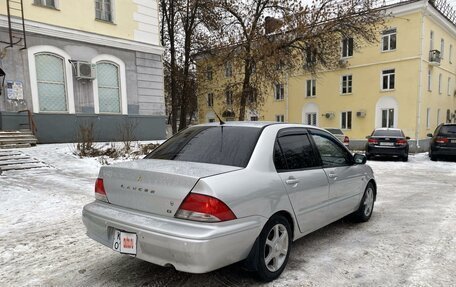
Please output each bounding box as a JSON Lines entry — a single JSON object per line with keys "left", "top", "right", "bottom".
{"left": 366, "top": 145, "right": 407, "bottom": 157}
{"left": 82, "top": 201, "right": 264, "bottom": 273}
{"left": 431, "top": 146, "right": 456, "bottom": 156}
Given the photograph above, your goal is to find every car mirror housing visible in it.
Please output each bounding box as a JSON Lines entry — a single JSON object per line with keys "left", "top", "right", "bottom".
{"left": 427, "top": 133, "right": 433, "bottom": 137}
{"left": 353, "top": 153, "right": 367, "bottom": 165}
{"left": 406, "top": 136, "right": 411, "bottom": 140}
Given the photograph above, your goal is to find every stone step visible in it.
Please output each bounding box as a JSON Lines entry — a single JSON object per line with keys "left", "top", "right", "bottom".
{"left": 0, "top": 138, "right": 37, "bottom": 145}
{"left": 0, "top": 163, "right": 48, "bottom": 171}
{"left": 0, "top": 144, "right": 32, "bottom": 149}
{"left": 0, "top": 159, "right": 41, "bottom": 166}
{"left": 0, "top": 134, "right": 36, "bottom": 139}
{"left": 0, "top": 155, "right": 30, "bottom": 160}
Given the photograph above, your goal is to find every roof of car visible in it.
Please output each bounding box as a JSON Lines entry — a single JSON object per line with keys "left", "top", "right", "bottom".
{"left": 197, "top": 121, "right": 279, "bottom": 128}
{"left": 374, "top": 128, "right": 402, "bottom": 131}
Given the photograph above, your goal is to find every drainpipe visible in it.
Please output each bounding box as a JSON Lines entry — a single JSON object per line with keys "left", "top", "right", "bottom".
{"left": 416, "top": 1, "right": 428, "bottom": 150}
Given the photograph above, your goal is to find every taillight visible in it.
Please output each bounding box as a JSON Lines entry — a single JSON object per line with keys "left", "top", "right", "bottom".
{"left": 435, "top": 137, "right": 448, "bottom": 144}
{"left": 95, "top": 178, "right": 109, "bottom": 202}
{"left": 175, "top": 193, "right": 237, "bottom": 222}
{"left": 368, "top": 138, "right": 379, "bottom": 144}
{"left": 396, "top": 139, "right": 407, "bottom": 145}
{"left": 343, "top": 136, "right": 350, "bottom": 144}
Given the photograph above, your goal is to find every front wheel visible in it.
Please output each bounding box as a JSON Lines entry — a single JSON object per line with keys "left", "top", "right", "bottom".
{"left": 352, "top": 183, "right": 375, "bottom": 222}
{"left": 254, "top": 215, "right": 292, "bottom": 282}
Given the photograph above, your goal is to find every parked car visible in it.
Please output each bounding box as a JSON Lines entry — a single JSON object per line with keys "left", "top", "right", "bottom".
{"left": 324, "top": 127, "right": 350, "bottom": 147}
{"left": 365, "top": 128, "right": 410, "bottom": 161}
{"left": 82, "top": 122, "right": 376, "bottom": 282}
{"left": 427, "top": 123, "right": 456, "bottom": 161}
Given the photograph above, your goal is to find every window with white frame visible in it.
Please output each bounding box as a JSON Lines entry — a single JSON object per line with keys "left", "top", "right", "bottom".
{"left": 341, "top": 111, "right": 352, "bottom": 129}
{"left": 95, "top": 0, "right": 113, "bottom": 22}
{"left": 382, "top": 28, "right": 397, "bottom": 51}
{"left": 250, "top": 116, "right": 258, "bottom": 121}
{"left": 441, "top": 39, "right": 445, "bottom": 58}
{"left": 382, "top": 69, "right": 395, "bottom": 90}
{"left": 450, "top": 44, "right": 453, "bottom": 64}
{"left": 276, "top": 115, "right": 284, "bottom": 122}
{"left": 426, "top": 108, "right": 431, "bottom": 129}
{"left": 305, "top": 112, "right": 317, "bottom": 126}
{"left": 34, "top": 0, "right": 57, "bottom": 8}
{"left": 35, "top": 53, "right": 67, "bottom": 112}
{"left": 381, "top": 108, "right": 394, "bottom": 128}
{"left": 439, "top": 73, "right": 442, "bottom": 94}
{"left": 437, "top": 108, "right": 441, "bottom": 124}
{"left": 97, "top": 61, "right": 121, "bottom": 113}
{"left": 207, "top": 93, "right": 214, "bottom": 107}
{"left": 341, "top": 75, "right": 352, "bottom": 94}
{"left": 306, "top": 79, "right": 316, "bottom": 97}
{"left": 448, "top": 77, "right": 452, "bottom": 96}
{"left": 224, "top": 62, "right": 232, "bottom": 77}
{"left": 274, "top": 83, "right": 284, "bottom": 100}
{"left": 225, "top": 90, "right": 233, "bottom": 105}
{"left": 430, "top": 31, "right": 434, "bottom": 50}
{"left": 341, "top": 37, "right": 353, "bottom": 58}
{"left": 428, "top": 69, "right": 432, "bottom": 91}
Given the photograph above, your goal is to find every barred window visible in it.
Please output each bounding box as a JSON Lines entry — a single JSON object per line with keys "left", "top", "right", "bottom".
{"left": 95, "top": 0, "right": 113, "bottom": 22}
{"left": 35, "top": 53, "right": 67, "bottom": 112}
{"left": 97, "top": 62, "right": 121, "bottom": 113}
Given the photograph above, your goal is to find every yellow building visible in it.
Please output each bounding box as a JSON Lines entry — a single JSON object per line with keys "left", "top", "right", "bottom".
{"left": 197, "top": 0, "right": 456, "bottom": 151}
{"left": 0, "top": 0, "right": 165, "bottom": 143}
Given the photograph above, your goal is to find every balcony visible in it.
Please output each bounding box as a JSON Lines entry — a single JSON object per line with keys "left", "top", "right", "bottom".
{"left": 429, "top": 50, "right": 441, "bottom": 66}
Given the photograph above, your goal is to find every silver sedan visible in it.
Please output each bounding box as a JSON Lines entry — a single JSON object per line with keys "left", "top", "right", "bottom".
{"left": 82, "top": 122, "right": 376, "bottom": 282}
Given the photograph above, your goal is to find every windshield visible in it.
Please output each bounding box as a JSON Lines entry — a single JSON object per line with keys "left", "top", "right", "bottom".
{"left": 146, "top": 126, "right": 262, "bottom": 167}
{"left": 440, "top": 125, "right": 456, "bottom": 135}
{"left": 372, "top": 130, "right": 403, "bottom": 137}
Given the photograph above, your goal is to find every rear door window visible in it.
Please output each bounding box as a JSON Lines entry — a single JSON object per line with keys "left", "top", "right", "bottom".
{"left": 310, "top": 130, "right": 352, "bottom": 167}
{"left": 274, "top": 131, "right": 320, "bottom": 171}
{"left": 146, "top": 126, "right": 262, "bottom": 167}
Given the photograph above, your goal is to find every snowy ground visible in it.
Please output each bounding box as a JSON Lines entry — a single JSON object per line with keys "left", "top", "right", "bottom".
{"left": 1, "top": 145, "right": 455, "bottom": 287}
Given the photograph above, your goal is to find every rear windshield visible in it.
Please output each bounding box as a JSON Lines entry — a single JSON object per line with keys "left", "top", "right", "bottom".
{"left": 372, "top": 130, "right": 403, "bottom": 137}
{"left": 325, "top": 128, "right": 343, "bottom": 135}
{"left": 439, "top": 125, "right": 456, "bottom": 135}
{"left": 145, "top": 126, "right": 262, "bottom": 167}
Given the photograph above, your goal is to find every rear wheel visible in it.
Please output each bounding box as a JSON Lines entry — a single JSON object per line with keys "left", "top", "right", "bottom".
{"left": 352, "top": 183, "right": 375, "bottom": 222}
{"left": 254, "top": 215, "right": 292, "bottom": 282}
{"left": 430, "top": 150, "right": 438, "bottom": 161}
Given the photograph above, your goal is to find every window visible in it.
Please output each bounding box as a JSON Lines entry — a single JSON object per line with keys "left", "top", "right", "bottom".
{"left": 437, "top": 108, "right": 441, "bottom": 124}
{"left": 206, "top": 66, "right": 213, "bottom": 81}
{"left": 248, "top": 89, "right": 257, "bottom": 104}
{"left": 311, "top": 132, "right": 351, "bottom": 167}
{"left": 250, "top": 116, "right": 258, "bottom": 121}
{"left": 382, "top": 28, "right": 397, "bottom": 51}
{"left": 224, "top": 62, "right": 232, "bottom": 77}
{"left": 208, "top": 118, "right": 215, "bottom": 123}
{"left": 382, "top": 69, "right": 395, "bottom": 90}
{"left": 96, "top": 61, "right": 121, "bottom": 113}
{"left": 276, "top": 115, "right": 285, "bottom": 122}
{"left": 305, "top": 45, "right": 317, "bottom": 66}
{"left": 305, "top": 112, "right": 317, "bottom": 126}
{"left": 35, "top": 53, "right": 67, "bottom": 112}
{"left": 341, "top": 75, "right": 352, "bottom": 94}
{"left": 448, "top": 77, "right": 452, "bottom": 96}
{"left": 341, "top": 111, "right": 352, "bottom": 130}
{"left": 342, "top": 37, "right": 354, "bottom": 58}
{"left": 306, "top": 79, "right": 316, "bottom": 97}
{"left": 426, "top": 108, "right": 431, "bottom": 129}
{"left": 274, "top": 134, "right": 319, "bottom": 171}
{"left": 428, "top": 69, "right": 432, "bottom": 91}
{"left": 34, "top": 0, "right": 56, "bottom": 8}
{"left": 450, "top": 44, "right": 453, "bottom": 63}
{"left": 207, "top": 93, "right": 214, "bottom": 107}
{"left": 274, "top": 83, "right": 284, "bottom": 100}
{"left": 441, "top": 39, "right": 445, "bottom": 58}
{"left": 225, "top": 90, "right": 233, "bottom": 105}
{"left": 95, "top": 0, "right": 113, "bottom": 22}
{"left": 430, "top": 31, "right": 434, "bottom": 50}
{"left": 381, "top": 108, "right": 394, "bottom": 128}
{"left": 439, "top": 73, "right": 442, "bottom": 94}
{"left": 447, "top": 109, "right": 451, "bottom": 123}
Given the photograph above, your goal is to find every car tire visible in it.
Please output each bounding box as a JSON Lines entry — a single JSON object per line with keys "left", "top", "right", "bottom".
{"left": 402, "top": 155, "right": 408, "bottom": 162}
{"left": 351, "top": 183, "right": 375, "bottom": 223}
{"left": 254, "top": 215, "right": 292, "bottom": 282}
{"left": 430, "top": 151, "right": 438, "bottom": 161}
{"left": 365, "top": 153, "right": 372, "bottom": 160}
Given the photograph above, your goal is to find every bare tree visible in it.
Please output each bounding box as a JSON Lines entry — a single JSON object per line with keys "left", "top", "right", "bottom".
{"left": 205, "top": 0, "right": 386, "bottom": 120}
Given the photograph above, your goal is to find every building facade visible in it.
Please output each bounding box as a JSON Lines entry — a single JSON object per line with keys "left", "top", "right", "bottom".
{"left": 0, "top": 0, "right": 166, "bottom": 143}
{"left": 197, "top": 0, "right": 456, "bottom": 151}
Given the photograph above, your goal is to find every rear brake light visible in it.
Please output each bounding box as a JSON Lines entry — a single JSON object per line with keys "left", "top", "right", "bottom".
{"left": 368, "top": 138, "right": 379, "bottom": 144}
{"left": 343, "top": 136, "right": 350, "bottom": 144}
{"left": 95, "top": 178, "right": 109, "bottom": 202}
{"left": 435, "top": 137, "right": 448, "bottom": 144}
{"left": 175, "top": 193, "right": 237, "bottom": 222}
{"left": 396, "top": 139, "right": 407, "bottom": 145}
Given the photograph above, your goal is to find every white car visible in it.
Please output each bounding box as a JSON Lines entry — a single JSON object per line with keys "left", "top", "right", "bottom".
{"left": 82, "top": 122, "right": 376, "bottom": 281}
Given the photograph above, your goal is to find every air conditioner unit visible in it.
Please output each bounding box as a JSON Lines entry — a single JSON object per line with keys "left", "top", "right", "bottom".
{"left": 76, "top": 62, "right": 96, "bottom": 80}
{"left": 357, "top": 111, "right": 366, "bottom": 118}
{"left": 324, "top": 112, "right": 335, "bottom": 119}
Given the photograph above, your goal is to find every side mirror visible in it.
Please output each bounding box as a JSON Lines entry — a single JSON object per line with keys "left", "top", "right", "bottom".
{"left": 427, "top": 133, "right": 433, "bottom": 137}
{"left": 406, "top": 136, "right": 411, "bottom": 140}
{"left": 353, "top": 153, "right": 367, "bottom": 165}
{"left": 365, "top": 136, "right": 370, "bottom": 139}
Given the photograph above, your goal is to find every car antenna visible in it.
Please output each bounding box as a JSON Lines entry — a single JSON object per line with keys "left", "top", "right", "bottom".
{"left": 205, "top": 94, "right": 225, "bottom": 125}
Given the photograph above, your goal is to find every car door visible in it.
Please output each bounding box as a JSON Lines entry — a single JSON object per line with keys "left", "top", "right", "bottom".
{"left": 309, "top": 129, "right": 365, "bottom": 221}
{"left": 274, "top": 128, "right": 330, "bottom": 234}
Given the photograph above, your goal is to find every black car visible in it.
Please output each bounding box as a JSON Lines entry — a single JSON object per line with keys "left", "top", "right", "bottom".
{"left": 427, "top": 123, "right": 456, "bottom": 161}
{"left": 365, "top": 128, "right": 410, "bottom": 161}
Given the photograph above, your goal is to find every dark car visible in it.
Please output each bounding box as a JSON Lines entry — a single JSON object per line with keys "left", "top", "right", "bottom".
{"left": 427, "top": 123, "right": 456, "bottom": 161}
{"left": 365, "top": 128, "right": 410, "bottom": 161}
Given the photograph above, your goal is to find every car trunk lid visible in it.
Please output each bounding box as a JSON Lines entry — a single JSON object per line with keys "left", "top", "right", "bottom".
{"left": 99, "top": 159, "right": 241, "bottom": 217}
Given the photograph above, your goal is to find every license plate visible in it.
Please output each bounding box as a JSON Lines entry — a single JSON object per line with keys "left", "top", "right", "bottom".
{"left": 113, "top": 230, "right": 137, "bottom": 255}
{"left": 380, "top": 142, "right": 394, "bottom": 146}
{"left": 451, "top": 140, "right": 456, "bottom": 143}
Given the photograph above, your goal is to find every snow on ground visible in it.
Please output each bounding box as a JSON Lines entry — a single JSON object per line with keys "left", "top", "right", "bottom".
{"left": 0, "top": 146, "right": 455, "bottom": 286}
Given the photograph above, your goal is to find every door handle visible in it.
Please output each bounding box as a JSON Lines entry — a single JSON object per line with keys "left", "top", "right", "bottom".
{"left": 285, "top": 177, "right": 299, "bottom": 185}
{"left": 328, "top": 173, "right": 338, "bottom": 180}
